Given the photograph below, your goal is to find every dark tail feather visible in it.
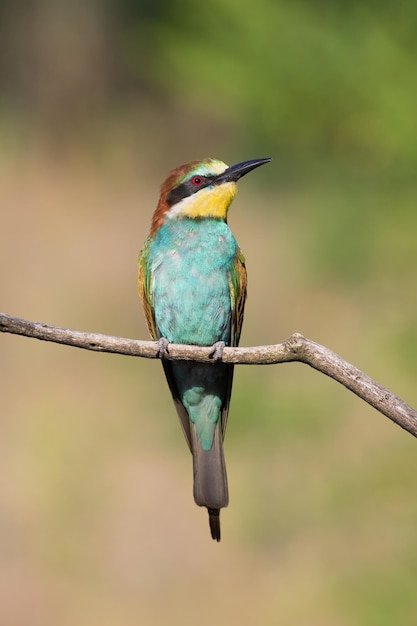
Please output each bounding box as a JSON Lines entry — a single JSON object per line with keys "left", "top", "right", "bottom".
{"left": 190, "top": 421, "right": 228, "bottom": 541}
{"left": 208, "top": 508, "right": 221, "bottom": 541}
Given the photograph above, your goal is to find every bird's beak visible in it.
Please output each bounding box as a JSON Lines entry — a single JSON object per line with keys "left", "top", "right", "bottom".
{"left": 215, "top": 157, "right": 271, "bottom": 184}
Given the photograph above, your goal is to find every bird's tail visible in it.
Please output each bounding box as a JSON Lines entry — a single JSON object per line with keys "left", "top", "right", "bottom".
{"left": 190, "top": 420, "right": 229, "bottom": 542}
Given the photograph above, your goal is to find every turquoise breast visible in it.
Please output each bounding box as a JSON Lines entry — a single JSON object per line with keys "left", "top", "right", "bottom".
{"left": 150, "top": 218, "right": 238, "bottom": 346}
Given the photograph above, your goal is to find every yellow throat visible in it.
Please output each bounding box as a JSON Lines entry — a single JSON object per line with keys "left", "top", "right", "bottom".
{"left": 167, "top": 182, "right": 238, "bottom": 220}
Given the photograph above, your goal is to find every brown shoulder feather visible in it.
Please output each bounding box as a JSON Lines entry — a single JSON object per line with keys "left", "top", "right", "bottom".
{"left": 150, "top": 161, "right": 200, "bottom": 236}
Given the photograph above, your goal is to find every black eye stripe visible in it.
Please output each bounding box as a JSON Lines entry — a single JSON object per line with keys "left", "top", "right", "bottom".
{"left": 166, "top": 175, "right": 215, "bottom": 207}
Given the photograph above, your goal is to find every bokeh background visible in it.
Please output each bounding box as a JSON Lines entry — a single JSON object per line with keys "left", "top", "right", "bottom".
{"left": 1, "top": 2, "right": 417, "bottom": 624}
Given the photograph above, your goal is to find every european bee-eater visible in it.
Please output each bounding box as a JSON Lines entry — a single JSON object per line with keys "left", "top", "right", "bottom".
{"left": 138, "top": 157, "right": 271, "bottom": 541}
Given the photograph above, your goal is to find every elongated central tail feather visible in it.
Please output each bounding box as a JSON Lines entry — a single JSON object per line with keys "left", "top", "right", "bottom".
{"left": 190, "top": 420, "right": 228, "bottom": 542}
{"left": 208, "top": 508, "right": 221, "bottom": 541}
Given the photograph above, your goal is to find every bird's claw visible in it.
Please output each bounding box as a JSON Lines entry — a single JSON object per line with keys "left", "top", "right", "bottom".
{"left": 156, "top": 337, "right": 170, "bottom": 359}
{"left": 209, "top": 341, "right": 226, "bottom": 362}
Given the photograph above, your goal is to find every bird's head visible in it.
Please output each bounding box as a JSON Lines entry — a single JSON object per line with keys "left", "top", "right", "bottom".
{"left": 150, "top": 157, "right": 271, "bottom": 234}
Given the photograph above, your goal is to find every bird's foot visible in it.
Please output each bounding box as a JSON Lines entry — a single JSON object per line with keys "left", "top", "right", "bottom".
{"left": 156, "top": 337, "right": 170, "bottom": 359}
{"left": 209, "top": 341, "right": 225, "bottom": 362}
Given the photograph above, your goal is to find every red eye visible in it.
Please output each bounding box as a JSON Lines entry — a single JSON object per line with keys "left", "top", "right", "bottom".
{"left": 191, "top": 176, "right": 203, "bottom": 186}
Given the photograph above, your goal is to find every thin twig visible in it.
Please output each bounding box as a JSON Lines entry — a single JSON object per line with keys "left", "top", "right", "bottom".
{"left": 1, "top": 312, "right": 416, "bottom": 438}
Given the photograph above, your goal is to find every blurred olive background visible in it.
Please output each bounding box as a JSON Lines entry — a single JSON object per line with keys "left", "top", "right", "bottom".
{"left": 1, "top": 1, "right": 417, "bottom": 624}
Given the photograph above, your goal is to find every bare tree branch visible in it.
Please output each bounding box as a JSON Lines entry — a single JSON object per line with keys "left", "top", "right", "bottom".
{"left": 1, "top": 312, "right": 416, "bottom": 438}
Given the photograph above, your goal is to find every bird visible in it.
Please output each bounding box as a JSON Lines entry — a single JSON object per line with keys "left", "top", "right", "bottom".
{"left": 138, "top": 157, "right": 271, "bottom": 541}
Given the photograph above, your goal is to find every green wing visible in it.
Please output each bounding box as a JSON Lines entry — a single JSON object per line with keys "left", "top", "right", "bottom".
{"left": 220, "top": 248, "right": 247, "bottom": 436}
{"left": 228, "top": 248, "right": 247, "bottom": 348}
{"left": 138, "top": 238, "right": 157, "bottom": 340}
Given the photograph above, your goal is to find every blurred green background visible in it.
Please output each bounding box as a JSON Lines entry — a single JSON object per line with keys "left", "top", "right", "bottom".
{"left": 1, "top": 1, "right": 417, "bottom": 624}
